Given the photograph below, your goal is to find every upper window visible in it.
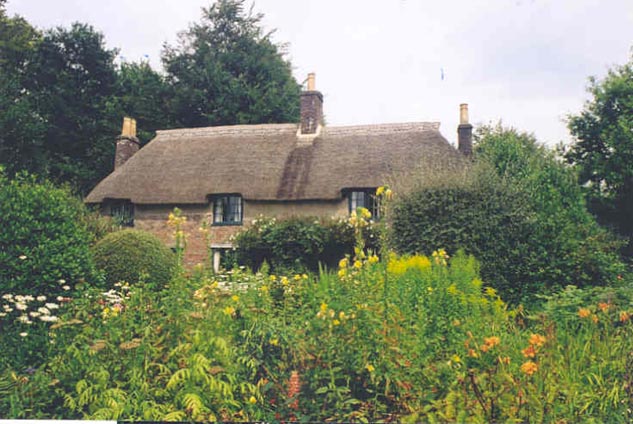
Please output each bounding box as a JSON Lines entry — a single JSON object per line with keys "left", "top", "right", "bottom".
{"left": 212, "top": 195, "right": 243, "bottom": 225}
{"left": 348, "top": 189, "right": 379, "bottom": 220}
{"left": 110, "top": 200, "right": 134, "bottom": 227}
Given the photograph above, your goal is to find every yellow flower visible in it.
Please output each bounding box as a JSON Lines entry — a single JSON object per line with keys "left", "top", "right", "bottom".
{"left": 384, "top": 188, "right": 393, "bottom": 200}
{"left": 231, "top": 295, "right": 239, "bottom": 302}
{"left": 270, "top": 275, "right": 277, "bottom": 281}
{"left": 578, "top": 307, "right": 591, "bottom": 318}
{"left": 353, "top": 260, "right": 362, "bottom": 269}
{"left": 223, "top": 306, "right": 235, "bottom": 316}
{"left": 320, "top": 303, "right": 328, "bottom": 313}
{"left": 332, "top": 319, "right": 341, "bottom": 326}
{"left": 339, "top": 311, "right": 346, "bottom": 319}
{"left": 528, "top": 333, "right": 546, "bottom": 347}
{"left": 270, "top": 338, "right": 279, "bottom": 346}
{"left": 451, "top": 354, "right": 461, "bottom": 363}
{"left": 368, "top": 255, "right": 379, "bottom": 264}
{"left": 338, "top": 258, "right": 348, "bottom": 269}
{"left": 293, "top": 274, "right": 302, "bottom": 281}
{"left": 376, "top": 186, "right": 385, "bottom": 197}
{"left": 260, "top": 285, "right": 269, "bottom": 293}
{"left": 338, "top": 269, "right": 347, "bottom": 278}
{"left": 520, "top": 361, "right": 538, "bottom": 376}
{"left": 301, "top": 273, "right": 308, "bottom": 280}
{"left": 485, "top": 287, "right": 497, "bottom": 297}
{"left": 365, "top": 364, "right": 375, "bottom": 373}
{"left": 249, "top": 396, "right": 257, "bottom": 404}
{"left": 281, "top": 276, "right": 289, "bottom": 286}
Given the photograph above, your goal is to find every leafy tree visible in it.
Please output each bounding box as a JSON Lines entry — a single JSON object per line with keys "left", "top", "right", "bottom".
{"left": 0, "top": 5, "right": 46, "bottom": 177}
{"left": 24, "top": 23, "right": 119, "bottom": 194}
{"left": 162, "top": 0, "right": 301, "bottom": 128}
{"left": 108, "top": 61, "right": 173, "bottom": 145}
{"left": 566, "top": 56, "right": 633, "bottom": 257}
{"left": 475, "top": 125, "right": 624, "bottom": 289}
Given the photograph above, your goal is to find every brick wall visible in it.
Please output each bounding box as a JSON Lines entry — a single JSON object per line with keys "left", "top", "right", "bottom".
{"left": 130, "top": 199, "right": 348, "bottom": 268}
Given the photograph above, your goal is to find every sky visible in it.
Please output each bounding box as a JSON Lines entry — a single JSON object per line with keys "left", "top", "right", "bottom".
{"left": 5, "top": 0, "right": 633, "bottom": 147}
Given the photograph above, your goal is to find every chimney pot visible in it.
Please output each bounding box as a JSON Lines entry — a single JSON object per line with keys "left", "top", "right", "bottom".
{"left": 307, "top": 72, "right": 316, "bottom": 91}
{"left": 459, "top": 103, "right": 469, "bottom": 125}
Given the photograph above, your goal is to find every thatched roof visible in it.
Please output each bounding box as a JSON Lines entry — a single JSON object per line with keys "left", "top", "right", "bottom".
{"left": 85, "top": 122, "right": 465, "bottom": 204}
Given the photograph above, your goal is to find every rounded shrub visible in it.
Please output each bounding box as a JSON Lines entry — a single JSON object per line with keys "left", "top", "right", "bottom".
{"left": 0, "top": 171, "right": 96, "bottom": 297}
{"left": 391, "top": 170, "right": 537, "bottom": 303}
{"left": 92, "top": 229, "right": 177, "bottom": 287}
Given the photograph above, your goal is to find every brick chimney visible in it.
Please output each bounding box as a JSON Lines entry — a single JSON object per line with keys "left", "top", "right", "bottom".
{"left": 115, "top": 117, "right": 140, "bottom": 169}
{"left": 300, "top": 73, "right": 323, "bottom": 134}
{"left": 457, "top": 104, "right": 473, "bottom": 156}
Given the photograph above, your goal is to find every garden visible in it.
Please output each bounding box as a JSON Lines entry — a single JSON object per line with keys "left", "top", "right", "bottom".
{"left": 0, "top": 185, "right": 632, "bottom": 421}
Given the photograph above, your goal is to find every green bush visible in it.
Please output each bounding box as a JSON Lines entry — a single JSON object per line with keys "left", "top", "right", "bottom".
{"left": 92, "top": 229, "right": 177, "bottom": 287}
{"left": 390, "top": 125, "right": 626, "bottom": 305}
{"left": 233, "top": 216, "right": 379, "bottom": 273}
{"left": 391, "top": 168, "right": 538, "bottom": 303}
{"left": 0, "top": 170, "right": 96, "bottom": 297}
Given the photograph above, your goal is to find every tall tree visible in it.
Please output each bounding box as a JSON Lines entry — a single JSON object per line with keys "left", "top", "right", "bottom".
{"left": 25, "top": 23, "right": 119, "bottom": 193}
{"left": 566, "top": 56, "right": 633, "bottom": 257}
{"left": 0, "top": 3, "right": 46, "bottom": 177}
{"left": 162, "top": 0, "right": 301, "bottom": 128}
{"left": 108, "top": 61, "right": 173, "bottom": 145}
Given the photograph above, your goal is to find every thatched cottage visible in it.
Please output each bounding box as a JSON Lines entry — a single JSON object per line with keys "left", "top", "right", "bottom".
{"left": 86, "top": 74, "right": 472, "bottom": 269}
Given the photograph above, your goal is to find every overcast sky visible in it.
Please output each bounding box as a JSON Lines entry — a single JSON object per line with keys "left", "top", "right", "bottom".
{"left": 6, "top": 0, "right": 633, "bottom": 146}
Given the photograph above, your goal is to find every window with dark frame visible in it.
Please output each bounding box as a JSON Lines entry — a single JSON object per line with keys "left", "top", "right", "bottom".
{"left": 110, "top": 200, "right": 134, "bottom": 227}
{"left": 348, "top": 189, "right": 379, "bottom": 220}
{"left": 212, "top": 195, "right": 243, "bottom": 225}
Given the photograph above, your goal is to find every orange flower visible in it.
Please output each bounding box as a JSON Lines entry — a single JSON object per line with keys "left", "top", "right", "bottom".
{"left": 591, "top": 314, "right": 599, "bottom": 324}
{"left": 528, "top": 333, "right": 546, "bottom": 347}
{"left": 468, "top": 348, "right": 479, "bottom": 358}
{"left": 619, "top": 311, "right": 630, "bottom": 323}
{"left": 598, "top": 302, "right": 610, "bottom": 313}
{"left": 484, "top": 336, "right": 501, "bottom": 348}
{"left": 578, "top": 308, "right": 591, "bottom": 318}
{"left": 520, "top": 361, "right": 538, "bottom": 376}
{"left": 522, "top": 345, "right": 537, "bottom": 358}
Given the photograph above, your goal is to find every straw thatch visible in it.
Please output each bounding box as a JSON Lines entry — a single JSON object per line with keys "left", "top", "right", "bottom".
{"left": 85, "top": 122, "right": 465, "bottom": 204}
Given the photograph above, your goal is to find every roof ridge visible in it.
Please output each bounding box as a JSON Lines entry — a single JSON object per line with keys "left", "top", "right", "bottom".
{"left": 155, "top": 121, "right": 440, "bottom": 139}
{"left": 325, "top": 122, "right": 440, "bottom": 135}
{"left": 156, "top": 123, "right": 298, "bottom": 138}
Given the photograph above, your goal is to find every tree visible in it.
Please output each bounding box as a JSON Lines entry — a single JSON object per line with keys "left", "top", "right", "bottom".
{"left": 162, "top": 0, "right": 301, "bottom": 128}
{"left": 566, "top": 56, "right": 633, "bottom": 258}
{"left": 108, "top": 61, "right": 174, "bottom": 145}
{"left": 24, "top": 23, "right": 119, "bottom": 194}
{"left": 0, "top": 4, "right": 46, "bottom": 178}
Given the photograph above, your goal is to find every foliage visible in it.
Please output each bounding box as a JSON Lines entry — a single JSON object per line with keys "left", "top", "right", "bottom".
{"left": 92, "top": 229, "right": 177, "bottom": 288}
{"left": 390, "top": 164, "right": 537, "bottom": 303}
{"left": 0, "top": 170, "right": 96, "bottom": 297}
{"left": 232, "top": 216, "right": 379, "bottom": 273}
{"left": 3, "top": 247, "right": 633, "bottom": 420}
{"left": 3, "top": 212, "right": 633, "bottom": 420}
{"left": 475, "top": 125, "right": 625, "bottom": 287}
{"left": 108, "top": 61, "right": 174, "bottom": 145}
{"left": 565, "top": 55, "right": 633, "bottom": 257}
{"left": 162, "top": 0, "right": 301, "bottom": 128}
{"left": 391, "top": 126, "right": 626, "bottom": 304}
